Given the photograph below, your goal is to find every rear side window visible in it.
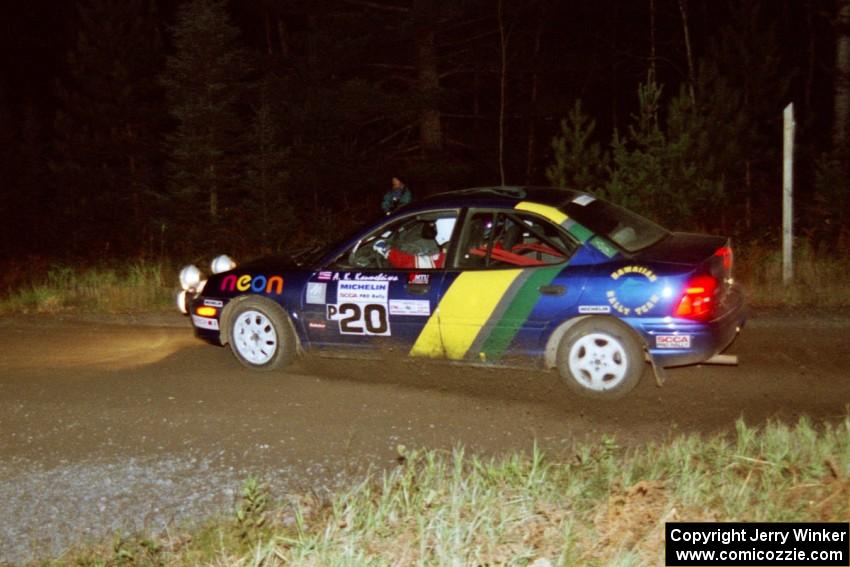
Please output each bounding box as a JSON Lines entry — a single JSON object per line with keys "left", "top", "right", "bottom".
{"left": 455, "top": 210, "right": 576, "bottom": 269}
{"left": 563, "top": 198, "right": 668, "bottom": 252}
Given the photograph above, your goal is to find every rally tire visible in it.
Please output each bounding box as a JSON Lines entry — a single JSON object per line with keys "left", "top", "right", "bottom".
{"left": 226, "top": 297, "right": 296, "bottom": 371}
{"left": 555, "top": 317, "right": 645, "bottom": 400}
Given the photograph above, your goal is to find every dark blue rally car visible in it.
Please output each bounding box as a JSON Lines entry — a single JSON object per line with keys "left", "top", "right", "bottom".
{"left": 177, "top": 187, "right": 745, "bottom": 399}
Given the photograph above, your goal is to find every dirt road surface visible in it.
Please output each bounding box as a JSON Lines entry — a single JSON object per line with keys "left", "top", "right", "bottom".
{"left": 1, "top": 311, "right": 849, "bottom": 563}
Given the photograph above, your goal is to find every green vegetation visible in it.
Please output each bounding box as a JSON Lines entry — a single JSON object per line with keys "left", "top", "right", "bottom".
{"left": 0, "top": 262, "right": 175, "bottom": 314}
{"left": 162, "top": 0, "right": 250, "bottom": 254}
{"left": 43, "top": 417, "right": 849, "bottom": 566}
{"left": 2, "top": 241, "right": 850, "bottom": 316}
{"left": 736, "top": 242, "right": 850, "bottom": 308}
{"left": 546, "top": 76, "right": 758, "bottom": 234}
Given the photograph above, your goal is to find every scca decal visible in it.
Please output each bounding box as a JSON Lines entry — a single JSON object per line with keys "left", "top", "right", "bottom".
{"left": 219, "top": 274, "right": 284, "bottom": 295}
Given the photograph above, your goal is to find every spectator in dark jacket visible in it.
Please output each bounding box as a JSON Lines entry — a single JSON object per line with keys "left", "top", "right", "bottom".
{"left": 382, "top": 176, "right": 412, "bottom": 215}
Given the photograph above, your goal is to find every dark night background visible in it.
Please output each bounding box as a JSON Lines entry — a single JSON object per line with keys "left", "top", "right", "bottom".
{"left": 1, "top": 0, "right": 848, "bottom": 264}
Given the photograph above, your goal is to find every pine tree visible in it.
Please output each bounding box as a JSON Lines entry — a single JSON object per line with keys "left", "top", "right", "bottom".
{"left": 52, "top": 0, "right": 165, "bottom": 256}
{"left": 605, "top": 79, "right": 668, "bottom": 218}
{"left": 603, "top": 79, "right": 723, "bottom": 229}
{"left": 162, "top": 0, "right": 250, "bottom": 251}
{"left": 545, "top": 100, "right": 608, "bottom": 193}
{"left": 0, "top": 88, "right": 17, "bottom": 259}
{"left": 241, "top": 83, "right": 293, "bottom": 253}
{"left": 697, "top": 0, "right": 790, "bottom": 230}
{"left": 810, "top": 0, "right": 850, "bottom": 248}
{"left": 18, "top": 106, "right": 51, "bottom": 253}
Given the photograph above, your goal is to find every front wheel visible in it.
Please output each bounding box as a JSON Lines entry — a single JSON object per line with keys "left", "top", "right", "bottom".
{"left": 556, "top": 317, "right": 645, "bottom": 399}
{"left": 227, "top": 298, "right": 296, "bottom": 371}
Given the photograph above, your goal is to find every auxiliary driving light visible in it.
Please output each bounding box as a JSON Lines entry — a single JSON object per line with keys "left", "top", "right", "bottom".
{"left": 176, "top": 290, "right": 188, "bottom": 314}
{"left": 211, "top": 254, "right": 236, "bottom": 274}
{"left": 179, "top": 264, "right": 202, "bottom": 290}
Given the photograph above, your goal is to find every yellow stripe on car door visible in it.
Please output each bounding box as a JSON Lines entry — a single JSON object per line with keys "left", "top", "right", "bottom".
{"left": 410, "top": 270, "right": 523, "bottom": 360}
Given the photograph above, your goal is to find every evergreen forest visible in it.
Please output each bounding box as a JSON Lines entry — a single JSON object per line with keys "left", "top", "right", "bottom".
{"left": 1, "top": 0, "right": 849, "bottom": 262}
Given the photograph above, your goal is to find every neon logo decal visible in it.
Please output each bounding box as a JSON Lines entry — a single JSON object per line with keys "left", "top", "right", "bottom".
{"left": 219, "top": 274, "right": 284, "bottom": 295}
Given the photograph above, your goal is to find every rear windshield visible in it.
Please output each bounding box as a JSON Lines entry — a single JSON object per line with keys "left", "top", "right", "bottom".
{"left": 562, "top": 197, "right": 669, "bottom": 252}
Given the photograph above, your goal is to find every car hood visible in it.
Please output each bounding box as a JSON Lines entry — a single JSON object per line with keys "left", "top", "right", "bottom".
{"left": 228, "top": 254, "right": 307, "bottom": 272}
{"left": 631, "top": 232, "right": 727, "bottom": 266}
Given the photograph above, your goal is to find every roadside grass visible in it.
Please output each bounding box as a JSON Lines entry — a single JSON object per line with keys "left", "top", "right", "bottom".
{"left": 735, "top": 241, "right": 850, "bottom": 308}
{"left": 2, "top": 241, "right": 849, "bottom": 315}
{"left": 0, "top": 261, "right": 176, "bottom": 314}
{"left": 44, "top": 417, "right": 850, "bottom": 566}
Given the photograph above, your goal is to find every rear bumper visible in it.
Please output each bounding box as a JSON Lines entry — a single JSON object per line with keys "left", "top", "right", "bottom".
{"left": 638, "top": 285, "right": 746, "bottom": 367}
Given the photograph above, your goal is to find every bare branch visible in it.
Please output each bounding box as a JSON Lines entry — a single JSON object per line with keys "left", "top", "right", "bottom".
{"left": 438, "top": 67, "right": 478, "bottom": 80}
{"left": 375, "top": 123, "right": 417, "bottom": 147}
{"left": 388, "top": 143, "right": 423, "bottom": 159}
{"left": 360, "top": 63, "right": 416, "bottom": 71}
{"left": 441, "top": 112, "right": 532, "bottom": 121}
{"left": 678, "top": 0, "right": 696, "bottom": 105}
{"left": 339, "top": 0, "right": 409, "bottom": 13}
{"left": 439, "top": 28, "right": 500, "bottom": 50}
{"left": 444, "top": 137, "right": 478, "bottom": 150}
{"left": 498, "top": 0, "right": 507, "bottom": 185}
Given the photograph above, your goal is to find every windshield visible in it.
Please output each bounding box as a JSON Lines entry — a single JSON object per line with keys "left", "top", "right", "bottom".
{"left": 562, "top": 197, "right": 669, "bottom": 252}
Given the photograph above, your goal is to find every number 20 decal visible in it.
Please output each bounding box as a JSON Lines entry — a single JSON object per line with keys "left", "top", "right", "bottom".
{"left": 326, "top": 303, "right": 390, "bottom": 336}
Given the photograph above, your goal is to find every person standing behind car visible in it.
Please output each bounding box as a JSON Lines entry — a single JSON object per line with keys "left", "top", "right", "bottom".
{"left": 382, "top": 176, "right": 412, "bottom": 215}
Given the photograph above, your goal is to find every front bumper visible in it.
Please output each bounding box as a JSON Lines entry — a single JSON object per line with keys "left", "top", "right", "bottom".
{"left": 186, "top": 294, "right": 228, "bottom": 345}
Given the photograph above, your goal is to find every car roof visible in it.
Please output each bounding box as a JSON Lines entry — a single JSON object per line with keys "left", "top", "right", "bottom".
{"left": 418, "top": 186, "right": 588, "bottom": 211}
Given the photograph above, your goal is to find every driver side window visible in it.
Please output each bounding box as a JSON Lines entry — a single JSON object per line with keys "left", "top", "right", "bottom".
{"left": 332, "top": 210, "right": 459, "bottom": 270}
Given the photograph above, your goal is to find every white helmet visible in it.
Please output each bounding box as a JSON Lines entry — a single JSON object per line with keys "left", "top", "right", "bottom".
{"left": 434, "top": 218, "right": 456, "bottom": 246}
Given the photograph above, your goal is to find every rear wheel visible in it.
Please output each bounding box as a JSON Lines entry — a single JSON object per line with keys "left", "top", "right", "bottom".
{"left": 556, "top": 317, "right": 645, "bottom": 399}
{"left": 227, "top": 298, "right": 296, "bottom": 371}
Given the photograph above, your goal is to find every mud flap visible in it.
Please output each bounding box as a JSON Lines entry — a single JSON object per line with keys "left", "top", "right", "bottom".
{"left": 645, "top": 348, "right": 667, "bottom": 387}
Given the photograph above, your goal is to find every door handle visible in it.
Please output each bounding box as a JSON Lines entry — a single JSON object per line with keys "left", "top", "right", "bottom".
{"left": 538, "top": 284, "right": 565, "bottom": 296}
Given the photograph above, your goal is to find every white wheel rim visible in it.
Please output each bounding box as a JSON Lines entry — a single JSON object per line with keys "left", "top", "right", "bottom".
{"left": 232, "top": 310, "right": 278, "bottom": 365}
{"left": 568, "top": 332, "right": 629, "bottom": 391}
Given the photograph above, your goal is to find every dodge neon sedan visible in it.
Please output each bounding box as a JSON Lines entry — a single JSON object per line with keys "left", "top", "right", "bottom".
{"left": 177, "top": 187, "right": 745, "bottom": 399}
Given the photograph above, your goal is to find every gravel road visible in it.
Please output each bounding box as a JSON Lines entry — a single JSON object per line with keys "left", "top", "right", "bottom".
{"left": 1, "top": 311, "right": 849, "bottom": 564}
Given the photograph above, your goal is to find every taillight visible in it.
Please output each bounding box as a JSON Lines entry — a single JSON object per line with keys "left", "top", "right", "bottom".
{"left": 674, "top": 275, "right": 718, "bottom": 319}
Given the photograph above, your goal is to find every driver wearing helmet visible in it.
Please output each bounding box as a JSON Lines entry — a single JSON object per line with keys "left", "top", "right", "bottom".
{"left": 372, "top": 219, "right": 452, "bottom": 269}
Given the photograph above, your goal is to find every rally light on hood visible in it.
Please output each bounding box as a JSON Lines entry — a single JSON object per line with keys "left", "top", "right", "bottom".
{"left": 211, "top": 254, "right": 236, "bottom": 274}
{"left": 179, "top": 264, "right": 202, "bottom": 290}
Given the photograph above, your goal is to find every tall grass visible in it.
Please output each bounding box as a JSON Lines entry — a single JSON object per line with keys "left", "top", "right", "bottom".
{"left": 0, "top": 240, "right": 848, "bottom": 315}
{"left": 0, "top": 261, "right": 176, "bottom": 314}
{"left": 735, "top": 240, "right": 850, "bottom": 308}
{"left": 48, "top": 417, "right": 850, "bottom": 566}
